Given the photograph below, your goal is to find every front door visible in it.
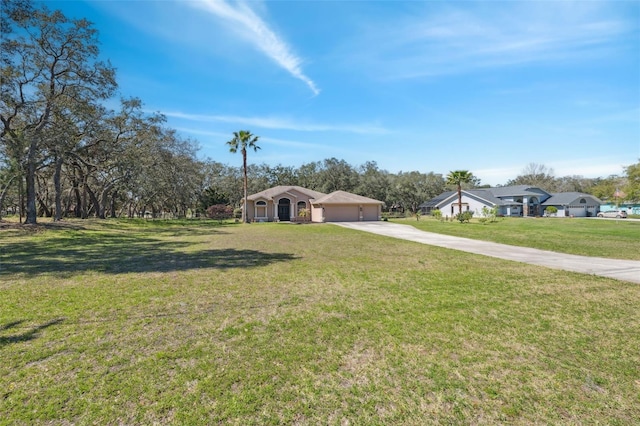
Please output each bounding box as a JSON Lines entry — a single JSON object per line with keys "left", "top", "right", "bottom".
{"left": 278, "top": 199, "right": 291, "bottom": 221}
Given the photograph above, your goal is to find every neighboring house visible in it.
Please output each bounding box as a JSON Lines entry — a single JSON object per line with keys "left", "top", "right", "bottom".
{"left": 420, "top": 185, "right": 602, "bottom": 218}
{"left": 542, "top": 193, "right": 602, "bottom": 217}
{"left": 244, "top": 186, "right": 383, "bottom": 223}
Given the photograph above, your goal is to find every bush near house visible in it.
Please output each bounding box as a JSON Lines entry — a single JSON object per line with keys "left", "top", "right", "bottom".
{"left": 456, "top": 211, "right": 474, "bottom": 223}
{"left": 206, "top": 204, "right": 233, "bottom": 221}
{"left": 298, "top": 208, "right": 310, "bottom": 222}
{"left": 478, "top": 205, "right": 500, "bottom": 224}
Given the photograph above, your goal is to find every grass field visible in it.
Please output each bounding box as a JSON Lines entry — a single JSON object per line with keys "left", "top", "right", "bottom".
{"left": 394, "top": 216, "right": 640, "bottom": 260}
{"left": 1, "top": 219, "right": 639, "bottom": 424}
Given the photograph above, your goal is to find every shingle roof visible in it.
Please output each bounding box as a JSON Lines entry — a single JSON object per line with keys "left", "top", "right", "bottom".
{"left": 247, "top": 186, "right": 326, "bottom": 201}
{"left": 487, "top": 185, "right": 551, "bottom": 197}
{"left": 420, "top": 186, "right": 549, "bottom": 208}
{"left": 419, "top": 191, "right": 455, "bottom": 208}
{"left": 542, "top": 192, "right": 602, "bottom": 206}
{"left": 312, "top": 191, "right": 384, "bottom": 205}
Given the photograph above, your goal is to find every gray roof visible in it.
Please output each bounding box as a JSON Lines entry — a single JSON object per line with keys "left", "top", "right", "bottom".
{"left": 419, "top": 191, "right": 455, "bottom": 208}
{"left": 465, "top": 189, "right": 511, "bottom": 206}
{"left": 247, "top": 186, "right": 326, "bottom": 201}
{"left": 542, "top": 192, "right": 602, "bottom": 206}
{"left": 487, "top": 185, "right": 551, "bottom": 198}
{"left": 419, "top": 188, "right": 525, "bottom": 208}
{"left": 312, "top": 191, "right": 384, "bottom": 205}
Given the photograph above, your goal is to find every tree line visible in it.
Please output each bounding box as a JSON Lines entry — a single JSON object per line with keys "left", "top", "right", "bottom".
{"left": 2, "top": 1, "right": 638, "bottom": 224}
{"left": 1, "top": 0, "right": 205, "bottom": 223}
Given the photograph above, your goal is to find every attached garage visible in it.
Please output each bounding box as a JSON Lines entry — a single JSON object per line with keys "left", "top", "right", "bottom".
{"left": 244, "top": 187, "right": 383, "bottom": 223}
{"left": 310, "top": 191, "right": 383, "bottom": 223}
{"left": 542, "top": 193, "right": 602, "bottom": 218}
{"left": 322, "top": 205, "right": 358, "bottom": 222}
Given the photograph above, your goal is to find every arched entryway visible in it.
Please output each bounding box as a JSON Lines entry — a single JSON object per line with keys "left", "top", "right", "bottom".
{"left": 277, "top": 198, "right": 291, "bottom": 221}
{"left": 529, "top": 197, "right": 540, "bottom": 216}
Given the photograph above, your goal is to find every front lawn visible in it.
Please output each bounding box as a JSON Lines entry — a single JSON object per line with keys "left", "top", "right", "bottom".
{"left": 1, "top": 219, "right": 638, "bottom": 424}
{"left": 396, "top": 216, "right": 640, "bottom": 260}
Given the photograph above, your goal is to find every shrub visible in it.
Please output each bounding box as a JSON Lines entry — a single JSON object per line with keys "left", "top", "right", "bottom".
{"left": 545, "top": 206, "right": 558, "bottom": 216}
{"left": 207, "top": 204, "right": 234, "bottom": 221}
{"left": 298, "top": 208, "right": 310, "bottom": 222}
{"left": 480, "top": 205, "right": 499, "bottom": 224}
{"left": 233, "top": 208, "right": 243, "bottom": 219}
{"left": 455, "top": 211, "right": 474, "bottom": 223}
{"left": 381, "top": 211, "right": 407, "bottom": 220}
{"left": 432, "top": 209, "right": 442, "bottom": 221}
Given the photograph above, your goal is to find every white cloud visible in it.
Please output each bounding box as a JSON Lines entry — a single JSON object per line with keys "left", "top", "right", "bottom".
{"left": 191, "top": 0, "right": 319, "bottom": 95}
{"left": 352, "top": 2, "right": 632, "bottom": 79}
{"left": 163, "top": 110, "right": 388, "bottom": 134}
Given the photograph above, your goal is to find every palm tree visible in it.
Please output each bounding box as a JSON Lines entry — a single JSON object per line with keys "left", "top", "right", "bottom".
{"left": 446, "top": 170, "right": 474, "bottom": 215}
{"left": 227, "top": 130, "right": 260, "bottom": 223}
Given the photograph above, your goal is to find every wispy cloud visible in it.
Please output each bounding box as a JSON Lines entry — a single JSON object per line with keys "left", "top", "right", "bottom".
{"left": 352, "top": 2, "right": 632, "bottom": 79}
{"left": 191, "top": 0, "right": 319, "bottom": 95}
{"left": 174, "top": 128, "right": 333, "bottom": 151}
{"left": 163, "top": 111, "right": 388, "bottom": 134}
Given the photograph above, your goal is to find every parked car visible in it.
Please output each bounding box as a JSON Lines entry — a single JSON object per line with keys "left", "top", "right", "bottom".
{"left": 597, "top": 210, "right": 628, "bottom": 218}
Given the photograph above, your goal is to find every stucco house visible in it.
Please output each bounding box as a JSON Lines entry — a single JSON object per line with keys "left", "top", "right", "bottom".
{"left": 244, "top": 186, "right": 383, "bottom": 223}
{"left": 420, "top": 185, "right": 602, "bottom": 218}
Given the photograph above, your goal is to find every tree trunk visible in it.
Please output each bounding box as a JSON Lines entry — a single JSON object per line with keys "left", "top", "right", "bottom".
{"left": 64, "top": 187, "right": 74, "bottom": 219}
{"left": 25, "top": 138, "right": 38, "bottom": 224}
{"left": 85, "top": 183, "right": 99, "bottom": 218}
{"left": 73, "top": 185, "right": 82, "bottom": 217}
{"left": 110, "top": 191, "right": 118, "bottom": 218}
{"left": 19, "top": 175, "right": 24, "bottom": 224}
{"left": 457, "top": 184, "right": 462, "bottom": 215}
{"left": 242, "top": 149, "right": 248, "bottom": 223}
{"left": 0, "top": 174, "right": 18, "bottom": 221}
{"left": 81, "top": 182, "right": 88, "bottom": 219}
{"left": 37, "top": 194, "right": 52, "bottom": 217}
{"left": 98, "top": 185, "right": 113, "bottom": 219}
{"left": 53, "top": 155, "right": 64, "bottom": 221}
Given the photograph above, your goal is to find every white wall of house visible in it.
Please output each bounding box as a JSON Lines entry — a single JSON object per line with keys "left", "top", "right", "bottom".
{"left": 439, "top": 195, "right": 489, "bottom": 218}
{"left": 554, "top": 204, "right": 599, "bottom": 217}
{"left": 311, "top": 205, "right": 324, "bottom": 223}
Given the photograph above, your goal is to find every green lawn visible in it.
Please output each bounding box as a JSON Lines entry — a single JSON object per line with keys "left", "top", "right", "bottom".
{"left": 395, "top": 216, "right": 640, "bottom": 260}
{"left": 1, "top": 219, "right": 639, "bottom": 424}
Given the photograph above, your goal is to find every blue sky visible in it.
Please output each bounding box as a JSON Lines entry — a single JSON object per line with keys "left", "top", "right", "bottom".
{"left": 49, "top": 0, "right": 639, "bottom": 186}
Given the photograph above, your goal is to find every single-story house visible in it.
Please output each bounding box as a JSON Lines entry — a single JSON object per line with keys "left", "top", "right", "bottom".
{"left": 542, "top": 192, "right": 602, "bottom": 217}
{"left": 244, "top": 186, "right": 383, "bottom": 223}
{"left": 420, "top": 185, "right": 602, "bottom": 218}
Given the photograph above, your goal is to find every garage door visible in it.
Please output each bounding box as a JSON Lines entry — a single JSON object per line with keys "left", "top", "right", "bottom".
{"left": 362, "top": 205, "right": 379, "bottom": 221}
{"left": 324, "top": 205, "right": 359, "bottom": 222}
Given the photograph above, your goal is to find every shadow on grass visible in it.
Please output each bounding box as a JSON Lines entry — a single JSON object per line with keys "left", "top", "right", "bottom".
{"left": 0, "top": 233, "right": 298, "bottom": 276}
{"left": 0, "top": 318, "right": 65, "bottom": 347}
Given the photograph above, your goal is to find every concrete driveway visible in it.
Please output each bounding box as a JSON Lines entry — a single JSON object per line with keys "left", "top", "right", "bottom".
{"left": 335, "top": 221, "right": 640, "bottom": 284}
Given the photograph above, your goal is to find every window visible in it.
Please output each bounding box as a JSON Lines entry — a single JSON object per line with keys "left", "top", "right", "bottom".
{"left": 256, "top": 200, "right": 267, "bottom": 218}
{"left": 579, "top": 198, "right": 586, "bottom": 204}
